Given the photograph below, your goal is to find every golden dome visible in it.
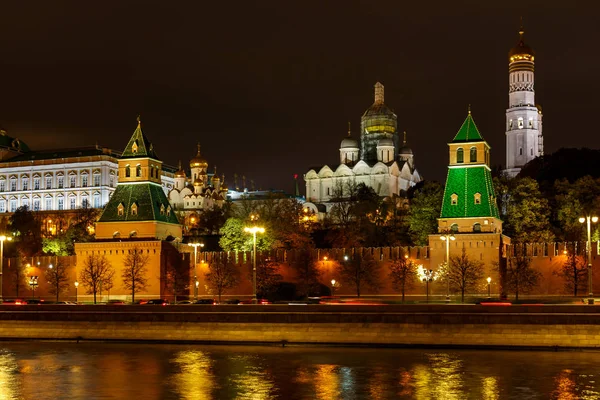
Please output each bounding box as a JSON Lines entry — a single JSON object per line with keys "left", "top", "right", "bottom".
{"left": 190, "top": 143, "right": 208, "bottom": 168}
{"left": 509, "top": 28, "right": 535, "bottom": 62}
{"left": 193, "top": 177, "right": 203, "bottom": 186}
{"left": 174, "top": 161, "right": 186, "bottom": 178}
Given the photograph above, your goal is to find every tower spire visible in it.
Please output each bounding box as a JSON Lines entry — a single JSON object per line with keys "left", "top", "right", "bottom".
{"left": 347, "top": 121, "right": 351, "bottom": 136}
{"left": 374, "top": 82, "right": 384, "bottom": 105}
{"left": 403, "top": 131, "right": 407, "bottom": 146}
{"left": 196, "top": 142, "right": 201, "bottom": 156}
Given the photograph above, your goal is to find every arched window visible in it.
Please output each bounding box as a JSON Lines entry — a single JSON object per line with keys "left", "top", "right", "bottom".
{"left": 451, "top": 193, "right": 458, "bottom": 206}
{"left": 136, "top": 164, "right": 142, "bottom": 177}
{"left": 474, "top": 193, "right": 481, "bottom": 205}
{"left": 131, "top": 203, "right": 138, "bottom": 216}
{"left": 125, "top": 165, "right": 131, "bottom": 178}
{"left": 117, "top": 203, "right": 124, "bottom": 216}
{"left": 450, "top": 224, "right": 459, "bottom": 233}
{"left": 470, "top": 147, "right": 477, "bottom": 163}
{"left": 473, "top": 223, "right": 482, "bottom": 233}
{"left": 456, "top": 148, "right": 464, "bottom": 163}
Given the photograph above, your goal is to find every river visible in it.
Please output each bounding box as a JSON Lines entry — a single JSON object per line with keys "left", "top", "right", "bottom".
{"left": 0, "top": 342, "right": 598, "bottom": 399}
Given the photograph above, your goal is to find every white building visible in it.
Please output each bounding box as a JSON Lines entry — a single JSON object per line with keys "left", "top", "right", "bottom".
{"left": 304, "top": 82, "right": 422, "bottom": 214}
{"left": 504, "top": 26, "right": 543, "bottom": 177}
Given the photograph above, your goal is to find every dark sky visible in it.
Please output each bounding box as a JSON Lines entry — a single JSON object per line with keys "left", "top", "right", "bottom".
{"left": 0, "top": 1, "right": 598, "bottom": 194}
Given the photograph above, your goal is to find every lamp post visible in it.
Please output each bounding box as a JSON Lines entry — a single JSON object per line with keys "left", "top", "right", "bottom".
{"left": 487, "top": 277, "right": 491, "bottom": 299}
{"left": 0, "top": 235, "right": 13, "bottom": 302}
{"left": 74, "top": 281, "right": 79, "bottom": 303}
{"left": 331, "top": 279, "right": 336, "bottom": 296}
{"left": 440, "top": 232, "right": 456, "bottom": 302}
{"left": 29, "top": 276, "right": 39, "bottom": 299}
{"left": 244, "top": 225, "right": 265, "bottom": 304}
{"left": 421, "top": 269, "right": 435, "bottom": 303}
{"left": 188, "top": 242, "right": 203, "bottom": 301}
{"left": 579, "top": 215, "right": 598, "bottom": 304}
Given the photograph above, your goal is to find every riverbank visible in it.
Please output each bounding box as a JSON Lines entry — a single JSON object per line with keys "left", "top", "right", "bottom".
{"left": 1, "top": 304, "right": 599, "bottom": 349}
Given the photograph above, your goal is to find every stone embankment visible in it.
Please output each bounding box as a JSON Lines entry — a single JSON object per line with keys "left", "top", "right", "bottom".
{"left": 0, "top": 304, "right": 599, "bottom": 349}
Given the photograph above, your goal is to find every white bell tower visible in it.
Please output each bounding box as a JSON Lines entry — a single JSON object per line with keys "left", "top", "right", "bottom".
{"left": 504, "top": 25, "right": 543, "bottom": 177}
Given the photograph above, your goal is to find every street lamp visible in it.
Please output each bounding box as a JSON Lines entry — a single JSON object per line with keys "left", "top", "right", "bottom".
{"left": 579, "top": 215, "right": 598, "bottom": 304}
{"left": 244, "top": 225, "right": 265, "bottom": 304}
{"left": 74, "top": 281, "right": 79, "bottom": 303}
{"left": 29, "top": 276, "right": 39, "bottom": 299}
{"left": 0, "top": 235, "right": 13, "bottom": 302}
{"left": 331, "top": 279, "right": 336, "bottom": 296}
{"left": 487, "top": 277, "right": 491, "bottom": 299}
{"left": 417, "top": 266, "right": 436, "bottom": 303}
{"left": 188, "top": 242, "right": 203, "bottom": 301}
{"left": 440, "top": 233, "right": 456, "bottom": 302}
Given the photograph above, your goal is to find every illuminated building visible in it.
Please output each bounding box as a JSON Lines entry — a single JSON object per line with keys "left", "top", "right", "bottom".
{"left": 304, "top": 82, "right": 422, "bottom": 215}
{"left": 504, "top": 25, "right": 543, "bottom": 177}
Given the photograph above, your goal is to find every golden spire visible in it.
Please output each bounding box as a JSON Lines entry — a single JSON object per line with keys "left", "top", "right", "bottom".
{"left": 196, "top": 142, "right": 201, "bottom": 156}
{"left": 403, "top": 131, "right": 407, "bottom": 145}
{"left": 519, "top": 16, "right": 524, "bottom": 38}
{"left": 136, "top": 115, "right": 141, "bottom": 127}
{"left": 347, "top": 121, "right": 351, "bottom": 136}
{"left": 178, "top": 160, "right": 182, "bottom": 170}
{"left": 468, "top": 104, "right": 471, "bottom": 115}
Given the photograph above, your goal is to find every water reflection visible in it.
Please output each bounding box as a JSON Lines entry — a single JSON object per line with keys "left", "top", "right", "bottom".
{"left": 0, "top": 344, "right": 598, "bottom": 399}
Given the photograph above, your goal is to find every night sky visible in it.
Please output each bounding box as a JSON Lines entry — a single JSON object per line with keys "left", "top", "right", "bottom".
{"left": 0, "top": 2, "right": 598, "bottom": 194}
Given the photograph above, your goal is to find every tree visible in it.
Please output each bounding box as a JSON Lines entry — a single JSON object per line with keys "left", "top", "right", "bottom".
{"left": 505, "top": 246, "right": 541, "bottom": 301}
{"left": 554, "top": 176, "right": 600, "bottom": 241}
{"left": 44, "top": 261, "right": 70, "bottom": 302}
{"left": 290, "top": 245, "right": 320, "bottom": 298}
{"left": 205, "top": 259, "right": 239, "bottom": 303}
{"left": 254, "top": 256, "right": 283, "bottom": 299}
{"left": 555, "top": 243, "right": 587, "bottom": 297}
{"left": 79, "top": 254, "right": 114, "bottom": 304}
{"left": 9, "top": 249, "right": 28, "bottom": 298}
{"left": 388, "top": 252, "right": 417, "bottom": 302}
{"left": 408, "top": 181, "right": 444, "bottom": 246}
{"left": 504, "top": 178, "right": 554, "bottom": 243}
{"left": 9, "top": 206, "right": 42, "bottom": 257}
{"left": 121, "top": 247, "right": 150, "bottom": 303}
{"left": 440, "top": 248, "right": 484, "bottom": 303}
{"left": 338, "top": 252, "right": 381, "bottom": 297}
{"left": 164, "top": 254, "right": 190, "bottom": 303}
{"left": 219, "top": 217, "right": 274, "bottom": 252}
{"left": 42, "top": 237, "right": 70, "bottom": 256}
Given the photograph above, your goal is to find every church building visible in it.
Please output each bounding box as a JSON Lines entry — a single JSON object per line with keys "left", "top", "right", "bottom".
{"left": 304, "top": 82, "right": 422, "bottom": 215}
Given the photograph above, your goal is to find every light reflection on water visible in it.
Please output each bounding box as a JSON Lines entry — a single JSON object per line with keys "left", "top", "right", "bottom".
{"left": 0, "top": 343, "right": 598, "bottom": 399}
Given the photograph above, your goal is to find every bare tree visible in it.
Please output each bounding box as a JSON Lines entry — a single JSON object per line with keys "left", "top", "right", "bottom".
{"left": 205, "top": 260, "right": 239, "bottom": 303}
{"left": 290, "top": 246, "right": 321, "bottom": 297}
{"left": 10, "top": 249, "right": 28, "bottom": 298}
{"left": 441, "top": 248, "right": 484, "bottom": 303}
{"left": 388, "top": 251, "right": 417, "bottom": 302}
{"left": 164, "top": 254, "right": 190, "bottom": 303}
{"left": 121, "top": 247, "right": 150, "bottom": 303}
{"left": 253, "top": 256, "right": 282, "bottom": 299}
{"left": 555, "top": 243, "right": 587, "bottom": 297}
{"left": 80, "top": 254, "right": 115, "bottom": 304}
{"left": 506, "top": 245, "right": 541, "bottom": 301}
{"left": 338, "top": 252, "right": 382, "bottom": 297}
{"left": 44, "top": 260, "right": 70, "bottom": 302}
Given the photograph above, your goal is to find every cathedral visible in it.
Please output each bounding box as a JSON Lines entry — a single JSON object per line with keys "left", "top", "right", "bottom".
{"left": 304, "top": 82, "right": 422, "bottom": 215}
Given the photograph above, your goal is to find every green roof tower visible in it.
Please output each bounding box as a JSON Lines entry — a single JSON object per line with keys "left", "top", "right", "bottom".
{"left": 438, "top": 111, "right": 502, "bottom": 234}
{"left": 95, "top": 117, "right": 182, "bottom": 240}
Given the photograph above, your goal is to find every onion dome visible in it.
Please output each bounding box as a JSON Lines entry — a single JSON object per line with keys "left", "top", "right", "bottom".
{"left": 377, "top": 138, "right": 394, "bottom": 147}
{"left": 174, "top": 161, "right": 186, "bottom": 178}
{"left": 193, "top": 178, "right": 203, "bottom": 186}
{"left": 212, "top": 166, "right": 220, "bottom": 182}
{"left": 190, "top": 143, "right": 208, "bottom": 168}
{"left": 340, "top": 123, "right": 359, "bottom": 148}
{"left": 399, "top": 131, "right": 413, "bottom": 155}
{"left": 509, "top": 26, "right": 534, "bottom": 62}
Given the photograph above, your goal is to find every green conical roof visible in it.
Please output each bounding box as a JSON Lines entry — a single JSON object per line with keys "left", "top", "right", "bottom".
{"left": 121, "top": 117, "right": 159, "bottom": 160}
{"left": 440, "top": 167, "right": 500, "bottom": 219}
{"left": 452, "top": 112, "right": 484, "bottom": 143}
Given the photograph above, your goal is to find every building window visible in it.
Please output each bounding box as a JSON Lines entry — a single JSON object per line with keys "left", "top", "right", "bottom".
{"left": 110, "top": 175, "right": 115, "bottom": 187}
{"left": 530, "top": 148, "right": 533, "bottom": 156}
{"left": 0, "top": 201, "right": 5, "bottom": 213}
{"left": 167, "top": 205, "right": 171, "bottom": 216}
{"left": 10, "top": 199, "right": 17, "bottom": 212}
{"left": 470, "top": 147, "right": 477, "bottom": 163}
{"left": 518, "top": 117, "right": 523, "bottom": 129}
{"left": 131, "top": 203, "right": 138, "bottom": 216}
{"left": 136, "top": 164, "right": 142, "bottom": 177}
{"left": 456, "top": 148, "right": 464, "bottom": 163}
{"left": 474, "top": 193, "right": 481, "bottom": 205}
{"left": 10, "top": 179, "right": 16, "bottom": 191}
{"left": 46, "top": 177, "right": 52, "bottom": 189}
{"left": 451, "top": 193, "right": 458, "bottom": 205}
{"left": 22, "top": 198, "right": 29, "bottom": 209}
{"left": 82, "top": 175, "right": 88, "bottom": 188}
{"left": 69, "top": 197, "right": 76, "bottom": 210}
{"left": 57, "top": 177, "right": 63, "bottom": 189}
{"left": 82, "top": 197, "right": 89, "bottom": 208}
{"left": 117, "top": 203, "right": 124, "bottom": 216}
{"left": 509, "top": 120, "right": 513, "bottom": 129}
{"left": 93, "top": 193, "right": 101, "bottom": 208}
{"left": 0, "top": 180, "right": 5, "bottom": 192}
{"left": 33, "top": 198, "right": 40, "bottom": 211}
{"left": 528, "top": 118, "right": 533, "bottom": 128}
{"left": 70, "top": 176, "right": 76, "bottom": 188}
{"left": 473, "top": 223, "right": 482, "bottom": 233}
{"left": 519, "top": 148, "right": 523, "bottom": 156}
{"left": 22, "top": 178, "right": 28, "bottom": 191}
{"left": 34, "top": 178, "right": 40, "bottom": 190}
{"left": 58, "top": 197, "right": 64, "bottom": 210}
{"left": 93, "top": 174, "right": 101, "bottom": 187}
{"left": 450, "top": 224, "right": 459, "bottom": 233}
{"left": 45, "top": 197, "right": 52, "bottom": 210}
{"left": 125, "top": 165, "right": 131, "bottom": 178}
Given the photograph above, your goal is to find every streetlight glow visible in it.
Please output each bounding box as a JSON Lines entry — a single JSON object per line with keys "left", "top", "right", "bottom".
{"left": 188, "top": 242, "right": 204, "bottom": 301}
{"left": 580, "top": 215, "right": 598, "bottom": 303}
{"left": 244, "top": 224, "right": 265, "bottom": 303}
{"left": 440, "top": 232, "right": 456, "bottom": 302}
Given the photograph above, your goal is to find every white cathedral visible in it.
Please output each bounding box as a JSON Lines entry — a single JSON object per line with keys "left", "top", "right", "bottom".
{"left": 304, "top": 82, "right": 422, "bottom": 213}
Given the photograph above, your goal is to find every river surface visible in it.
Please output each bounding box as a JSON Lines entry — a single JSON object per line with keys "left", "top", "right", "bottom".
{"left": 0, "top": 342, "right": 598, "bottom": 399}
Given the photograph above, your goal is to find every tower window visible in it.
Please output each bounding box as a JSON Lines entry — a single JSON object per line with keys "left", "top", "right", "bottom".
{"left": 117, "top": 203, "right": 124, "bottom": 216}
{"left": 520, "top": 148, "right": 523, "bottom": 156}
{"left": 450, "top": 224, "right": 459, "bottom": 233}
{"left": 451, "top": 193, "right": 458, "bottom": 205}
{"left": 473, "top": 223, "right": 482, "bottom": 233}
{"left": 509, "top": 120, "right": 513, "bottom": 129}
{"left": 530, "top": 148, "right": 533, "bottom": 156}
{"left": 518, "top": 118, "right": 524, "bottom": 129}
{"left": 132, "top": 141, "right": 138, "bottom": 154}
{"left": 456, "top": 148, "right": 464, "bottom": 164}
{"left": 470, "top": 147, "right": 477, "bottom": 163}
{"left": 474, "top": 193, "right": 481, "bottom": 205}
{"left": 131, "top": 203, "right": 138, "bottom": 216}
{"left": 125, "top": 165, "right": 131, "bottom": 178}
{"left": 136, "top": 164, "right": 142, "bottom": 177}
{"left": 528, "top": 118, "right": 533, "bottom": 128}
